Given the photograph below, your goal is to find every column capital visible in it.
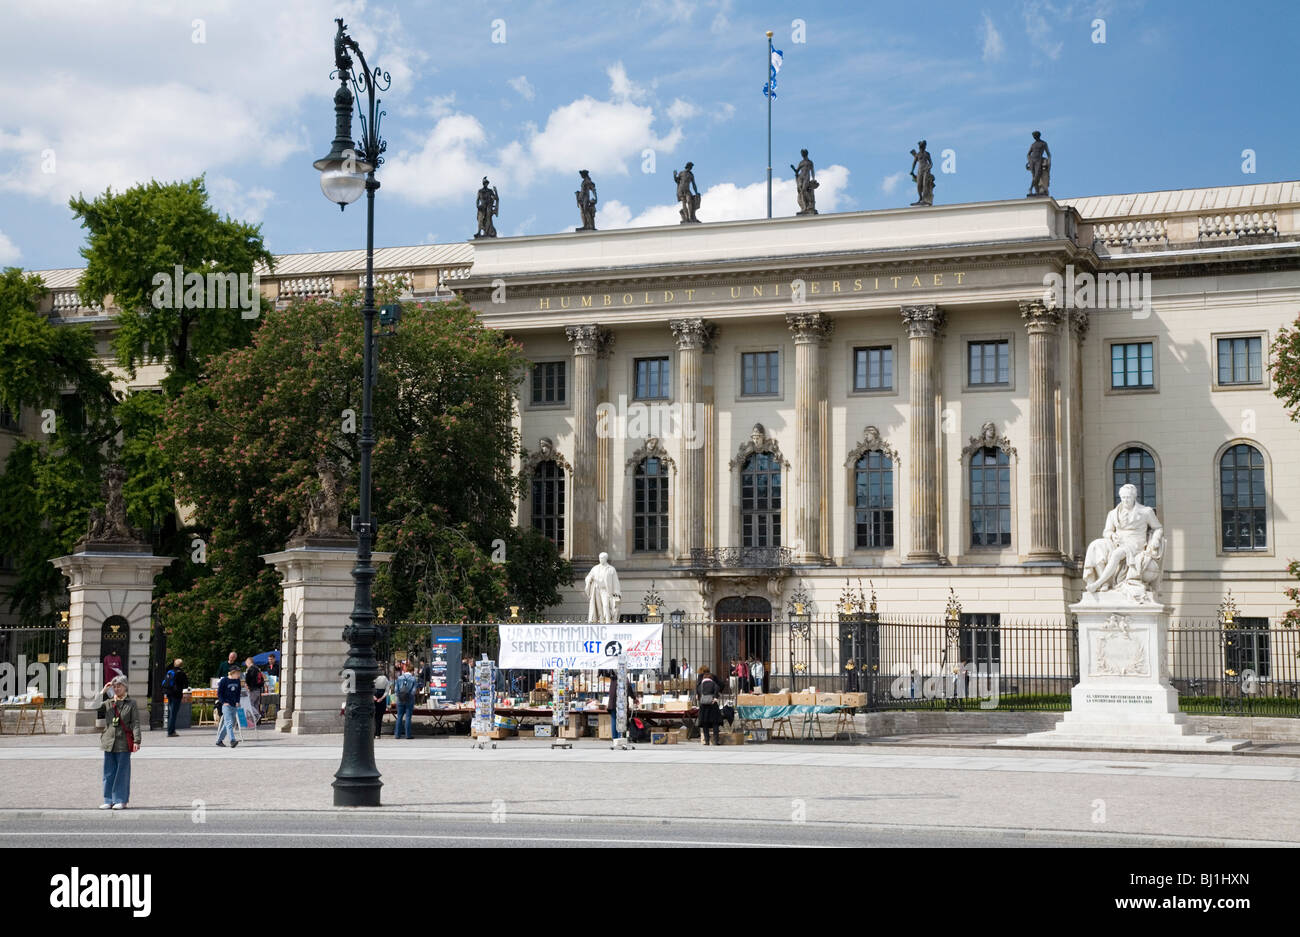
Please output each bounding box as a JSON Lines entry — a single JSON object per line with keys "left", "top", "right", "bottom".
{"left": 669, "top": 317, "right": 717, "bottom": 351}
{"left": 565, "top": 324, "right": 614, "bottom": 356}
{"left": 1019, "top": 299, "right": 1063, "bottom": 335}
{"left": 900, "top": 304, "right": 945, "bottom": 338}
{"left": 1067, "top": 308, "right": 1090, "bottom": 342}
{"left": 785, "top": 311, "right": 834, "bottom": 345}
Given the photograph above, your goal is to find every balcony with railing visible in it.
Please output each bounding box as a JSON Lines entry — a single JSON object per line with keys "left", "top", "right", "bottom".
{"left": 688, "top": 546, "right": 792, "bottom": 570}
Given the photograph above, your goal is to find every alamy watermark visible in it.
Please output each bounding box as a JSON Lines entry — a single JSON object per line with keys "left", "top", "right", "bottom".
{"left": 150, "top": 265, "right": 260, "bottom": 319}
{"left": 1043, "top": 263, "right": 1152, "bottom": 317}
{"left": 889, "top": 659, "right": 1001, "bottom": 709}
{"left": 596, "top": 395, "right": 706, "bottom": 448}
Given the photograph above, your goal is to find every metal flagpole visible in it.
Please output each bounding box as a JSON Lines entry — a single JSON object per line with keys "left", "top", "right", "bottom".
{"left": 766, "top": 30, "right": 773, "bottom": 219}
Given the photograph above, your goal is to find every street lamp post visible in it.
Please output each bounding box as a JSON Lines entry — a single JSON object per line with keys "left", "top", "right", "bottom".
{"left": 314, "top": 17, "right": 390, "bottom": 807}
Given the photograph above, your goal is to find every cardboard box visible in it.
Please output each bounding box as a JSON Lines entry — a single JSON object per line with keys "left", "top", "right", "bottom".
{"left": 744, "top": 727, "right": 769, "bottom": 743}
{"left": 737, "top": 693, "right": 765, "bottom": 706}
{"left": 816, "top": 693, "right": 842, "bottom": 707}
{"left": 482, "top": 727, "right": 515, "bottom": 740}
{"left": 720, "top": 731, "right": 745, "bottom": 745}
{"left": 663, "top": 700, "right": 691, "bottom": 712}
{"left": 533, "top": 724, "right": 554, "bottom": 738}
{"left": 791, "top": 691, "right": 817, "bottom": 706}
{"left": 676, "top": 725, "right": 691, "bottom": 742}
{"left": 763, "top": 692, "right": 791, "bottom": 707}
{"left": 840, "top": 692, "right": 867, "bottom": 708}
{"left": 651, "top": 730, "right": 671, "bottom": 744}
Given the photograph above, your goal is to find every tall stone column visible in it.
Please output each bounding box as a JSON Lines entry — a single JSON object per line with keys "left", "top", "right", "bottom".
{"left": 1067, "top": 309, "right": 1089, "bottom": 560}
{"left": 1021, "top": 299, "right": 1064, "bottom": 562}
{"left": 786, "top": 311, "right": 834, "bottom": 564}
{"left": 565, "top": 324, "right": 612, "bottom": 563}
{"left": 669, "top": 318, "right": 716, "bottom": 563}
{"left": 262, "top": 539, "right": 393, "bottom": 734}
{"left": 50, "top": 546, "right": 176, "bottom": 733}
{"left": 901, "top": 305, "right": 946, "bottom": 563}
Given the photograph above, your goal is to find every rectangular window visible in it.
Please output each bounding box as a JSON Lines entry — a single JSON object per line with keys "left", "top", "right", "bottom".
{"left": 959, "top": 614, "right": 1002, "bottom": 668}
{"left": 1110, "top": 342, "right": 1154, "bottom": 389}
{"left": 530, "top": 361, "right": 566, "bottom": 405}
{"left": 1217, "top": 337, "right": 1263, "bottom": 385}
{"left": 741, "top": 351, "right": 780, "bottom": 396}
{"left": 633, "top": 357, "right": 671, "bottom": 400}
{"left": 853, "top": 346, "right": 893, "bottom": 392}
{"left": 968, "top": 341, "right": 1010, "bottom": 386}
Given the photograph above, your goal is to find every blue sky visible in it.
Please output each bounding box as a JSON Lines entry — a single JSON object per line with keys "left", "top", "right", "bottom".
{"left": 2, "top": 0, "right": 1298, "bottom": 272}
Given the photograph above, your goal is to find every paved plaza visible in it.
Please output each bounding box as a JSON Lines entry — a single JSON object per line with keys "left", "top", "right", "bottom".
{"left": 3, "top": 730, "right": 1297, "bottom": 847}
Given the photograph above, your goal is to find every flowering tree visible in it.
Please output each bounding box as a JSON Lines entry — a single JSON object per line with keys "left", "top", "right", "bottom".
{"left": 159, "top": 290, "right": 569, "bottom": 674}
{"left": 1270, "top": 320, "right": 1300, "bottom": 626}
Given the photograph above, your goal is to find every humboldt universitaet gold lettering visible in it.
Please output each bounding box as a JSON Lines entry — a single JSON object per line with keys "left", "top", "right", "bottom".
{"left": 526, "top": 271, "right": 969, "bottom": 311}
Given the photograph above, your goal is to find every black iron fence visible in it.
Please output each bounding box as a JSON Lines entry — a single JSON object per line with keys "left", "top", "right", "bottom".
{"left": 0, "top": 625, "right": 70, "bottom": 705}
{"left": 371, "top": 616, "right": 1300, "bottom": 717}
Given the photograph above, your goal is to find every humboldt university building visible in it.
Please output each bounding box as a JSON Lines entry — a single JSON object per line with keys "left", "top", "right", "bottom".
{"left": 15, "top": 180, "right": 1300, "bottom": 634}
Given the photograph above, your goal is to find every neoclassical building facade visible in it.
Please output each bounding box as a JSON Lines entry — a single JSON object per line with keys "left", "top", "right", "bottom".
{"left": 13, "top": 181, "right": 1300, "bottom": 634}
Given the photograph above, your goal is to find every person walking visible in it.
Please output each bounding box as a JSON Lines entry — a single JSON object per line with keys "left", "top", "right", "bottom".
{"left": 215, "top": 667, "right": 242, "bottom": 748}
{"left": 696, "top": 667, "right": 723, "bottom": 745}
{"left": 162, "top": 658, "right": 189, "bottom": 737}
{"left": 244, "top": 657, "right": 265, "bottom": 725}
{"left": 91, "top": 675, "right": 140, "bottom": 808}
{"left": 392, "top": 662, "right": 417, "bottom": 740}
{"left": 373, "top": 671, "right": 390, "bottom": 738}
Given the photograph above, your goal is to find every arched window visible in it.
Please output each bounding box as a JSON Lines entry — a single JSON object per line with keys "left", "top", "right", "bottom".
{"left": 854, "top": 451, "right": 894, "bottom": 548}
{"left": 969, "top": 447, "right": 1011, "bottom": 547}
{"left": 633, "top": 457, "right": 669, "bottom": 552}
{"left": 741, "top": 453, "right": 781, "bottom": 547}
{"left": 531, "top": 460, "right": 565, "bottom": 550}
{"left": 1220, "top": 444, "right": 1266, "bottom": 551}
{"left": 1113, "top": 446, "right": 1157, "bottom": 509}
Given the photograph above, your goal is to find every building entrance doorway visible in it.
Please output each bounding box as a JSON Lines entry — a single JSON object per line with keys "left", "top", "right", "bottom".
{"left": 714, "top": 596, "right": 771, "bottom": 691}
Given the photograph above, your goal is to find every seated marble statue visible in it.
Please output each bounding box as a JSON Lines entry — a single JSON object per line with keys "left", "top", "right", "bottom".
{"left": 1083, "top": 484, "right": 1164, "bottom": 599}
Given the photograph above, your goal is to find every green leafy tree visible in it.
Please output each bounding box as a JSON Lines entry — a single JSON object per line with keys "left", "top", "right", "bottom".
{"left": 160, "top": 290, "right": 566, "bottom": 676}
{"left": 0, "top": 269, "right": 119, "bottom": 622}
{"left": 69, "top": 177, "right": 273, "bottom": 392}
{"left": 1271, "top": 321, "right": 1300, "bottom": 626}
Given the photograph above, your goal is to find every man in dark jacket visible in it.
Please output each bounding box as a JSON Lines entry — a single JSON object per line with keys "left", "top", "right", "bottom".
{"left": 215, "top": 667, "right": 242, "bottom": 748}
{"left": 163, "top": 658, "right": 189, "bottom": 737}
{"left": 244, "top": 658, "right": 265, "bottom": 724}
{"left": 696, "top": 667, "right": 723, "bottom": 745}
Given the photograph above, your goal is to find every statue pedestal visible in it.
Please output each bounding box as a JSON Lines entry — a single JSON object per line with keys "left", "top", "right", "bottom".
{"left": 1000, "top": 597, "right": 1249, "bottom": 751}
{"left": 50, "top": 548, "right": 176, "bottom": 734}
{"left": 262, "top": 541, "right": 392, "bottom": 735}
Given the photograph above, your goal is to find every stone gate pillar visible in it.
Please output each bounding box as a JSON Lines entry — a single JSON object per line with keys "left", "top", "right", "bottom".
{"left": 50, "top": 545, "right": 176, "bottom": 734}
{"left": 262, "top": 537, "right": 393, "bottom": 734}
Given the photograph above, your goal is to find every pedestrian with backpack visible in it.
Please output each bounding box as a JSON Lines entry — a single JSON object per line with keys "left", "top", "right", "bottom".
{"left": 393, "top": 662, "right": 417, "bottom": 739}
{"left": 696, "top": 667, "right": 723, "bottom": 745}
{"left": 162, "top": 658, "right": 189, "bottom": 737}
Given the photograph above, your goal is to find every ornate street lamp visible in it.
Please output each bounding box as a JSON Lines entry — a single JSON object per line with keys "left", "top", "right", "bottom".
{"left": 314, "top": 17, "right": 390, "bottom": 807}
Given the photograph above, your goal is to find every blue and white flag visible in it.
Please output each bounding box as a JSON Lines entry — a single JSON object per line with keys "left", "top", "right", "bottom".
{"left": 771, "top": 48, "right": 784, "bottom": 74}
{"left": 763, "top": 80, "right": 777, "bottom": 99}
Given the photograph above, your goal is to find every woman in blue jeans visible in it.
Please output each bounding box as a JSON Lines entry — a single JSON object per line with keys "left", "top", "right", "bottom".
{"left": 91, "top": 675, "right": 140, "bottom": 809}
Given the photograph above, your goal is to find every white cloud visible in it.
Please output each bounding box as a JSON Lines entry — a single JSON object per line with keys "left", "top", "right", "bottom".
{"left": 207, "top": 176, "right": 274, "bottom": 224}
{"left": 607, "top": 61, "right": 650, "bottom": 102}
{"left": 710, "top": 0, "right": 734, "bottom": 34}
{"left": 667, "top": 99, "right": 701, "bottom": 124}
{"left": 512, "top": 215, "right": 537, "bottom": 237}
{"left": 599, "top": 165, "right": 851, "bottom": 229}
{"left": 508, "top": 75, "right": 536, "bottom": 101}
{"left": 1023, "top": 1, "right": 1065, "bottom": 60}
{"left": 881, "top": 172, "right": 907, "bottom": 195}
{"left": 714, "top": 103, "right": 736, "bottom": 123}
{"left": 386, "top": 63, "right": 688, "bottom": 204}
{"left": 0, "top": 0, "right": 417, "bottom": 206}
{"left": 981, "top": 13, "right": 1006, "bottom": 62}
{"left": 0, "top": 230, "right": 20, "bottom": 264}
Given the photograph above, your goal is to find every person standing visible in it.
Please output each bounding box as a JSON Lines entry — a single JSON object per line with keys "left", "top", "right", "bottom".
{"left": 90, "top": 675, "right": 139, "bottom": 808}
{"left": 392, "top": 662, "right": 417, "bottom": 740}
{"left": 215, "top": 651, "right": 240, "bottom": 681}
{"left": 372, "top": 671, "right": 390, "bottom": 738}
{"left": 244, "top": 657, "right": 265, "bottom": 725}
{"left": 162, "top": 658, "right": 189, "bottom": 737}
{"left": 680, "top": 657, "right": 693, "bottom": 683}
{"left": 751, "top": 657, "right": 765, "bottom": 694}
{"left": 215, "top": 667, "right": 242, "bottom": 748}
{"left": 102, "top": 651, "right": 124, "bottom": 686}
{"left": 696, "top": 667, "right": 723, "bottom": 745}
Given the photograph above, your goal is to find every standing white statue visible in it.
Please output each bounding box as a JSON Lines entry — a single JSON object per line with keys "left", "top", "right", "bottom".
{"left": 584, "top": 552, "right": 622, "bottom": 623}
{"left": 1083, "top": 484, "right": 1164, "bottom": 601}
